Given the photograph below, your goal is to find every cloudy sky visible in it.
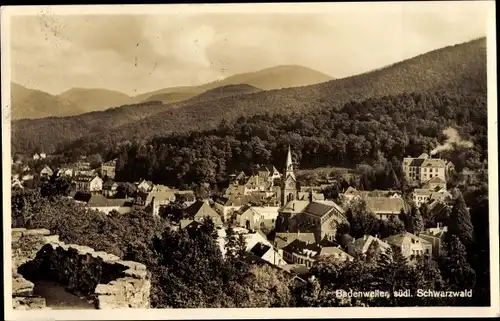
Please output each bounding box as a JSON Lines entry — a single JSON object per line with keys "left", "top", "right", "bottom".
{"left": 8, "top": 2, "right": 490, "bottom": 96}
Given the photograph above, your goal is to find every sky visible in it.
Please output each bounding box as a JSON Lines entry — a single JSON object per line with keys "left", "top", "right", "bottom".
{"left": 7, "top": 1, "right": 490, "bottom": 97}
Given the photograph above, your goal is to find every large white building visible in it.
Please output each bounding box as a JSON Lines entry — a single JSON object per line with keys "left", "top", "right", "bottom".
{"left": 403, "top": 153, "right": 454, "bottom": 183}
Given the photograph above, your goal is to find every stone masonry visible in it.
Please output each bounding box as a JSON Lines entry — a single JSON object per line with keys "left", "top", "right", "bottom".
{"left": 12, "top": 228, "right": 151, "bottom": 310}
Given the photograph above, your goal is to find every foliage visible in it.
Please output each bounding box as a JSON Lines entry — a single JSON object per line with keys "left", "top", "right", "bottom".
{"left": 448, "top": 195, "right": 474, "bottom": 246}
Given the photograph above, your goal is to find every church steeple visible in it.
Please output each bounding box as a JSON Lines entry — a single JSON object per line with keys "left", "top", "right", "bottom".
{"left": 285, "top": 145, "right": 295, "bottom": 180}
{"left": 281, "top": 145, "right": 297, "bottom": 206}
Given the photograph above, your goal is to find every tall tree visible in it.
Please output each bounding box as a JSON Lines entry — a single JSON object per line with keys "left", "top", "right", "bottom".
{"left": 448, "top": 196, "right": 474, "bottom": 246}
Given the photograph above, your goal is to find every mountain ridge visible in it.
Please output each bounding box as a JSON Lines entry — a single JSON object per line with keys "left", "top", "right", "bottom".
{"left": 11, "top": 38, "right": 486, "bottom": 155}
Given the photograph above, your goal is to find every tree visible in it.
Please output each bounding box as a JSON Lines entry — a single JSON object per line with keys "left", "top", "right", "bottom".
{"left": 381, "top": 215, "right": 405, "bottom": 238}
{"left": 448, "top": 196, "right": 474, "bottom": 246}
{"left": 438, "top": 235, "right": 476, "bottom": 303}
{"left": 346, "top": 200, "right": 381, "bottom": 238}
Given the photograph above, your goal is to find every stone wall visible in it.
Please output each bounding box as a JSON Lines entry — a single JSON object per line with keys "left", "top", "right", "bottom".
{"left": 12, "top": 228, "right": 53, "bottom": 310}
{"left": 12, "top": 228, "right": 151, "bottom": 309}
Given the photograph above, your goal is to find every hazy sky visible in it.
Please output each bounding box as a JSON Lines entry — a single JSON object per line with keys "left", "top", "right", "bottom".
{"left": 8, "top": 2, "right": 490, "bottom": 96}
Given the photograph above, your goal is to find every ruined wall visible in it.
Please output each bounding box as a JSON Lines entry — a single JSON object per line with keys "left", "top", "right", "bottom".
{"left": 12, "top": 228, "right": 151, "bottom": 310}
{"left": 12, "top": 228, "right": 54, "bottom": 310}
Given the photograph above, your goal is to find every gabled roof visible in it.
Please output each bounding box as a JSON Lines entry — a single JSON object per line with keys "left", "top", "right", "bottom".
{"left": 413, "top": 189, "right": 434, "bottom": 196}
{"left": 279, "top": 200, "right": 310, "bottom": 214}
{"left": 151, "top": 190, "right": 177, "bottom": 202}
{"left": 184, "top": 200, "right": 220, "bottom": 219}
{"left": 364, "top": 197, "right": 407, "bottom": 214}
{"left": 250, "top": 242, "right": 272, "bottom": 258}
{"left": 353, "top": 235, "right": 390, "bottom": 254}
{"left": 427, "top": 176, "right": 446, "bottom": 184}
{"left": 87, "top": 194, "right": 132, "bottom": 207}
{"left": 301, "top": 202, "right": 338, "bottom": 218}
{"left": 382, "top": 232, "right": 431, "bottom": 247}
{"left": 274, "top": 232, "right": 316, "bottom": 249}
{"left": 421, "top": 158, "right": 447, "bottom": 167}
{"left": 73, "top": 174, "right": 100, "bottom": 182}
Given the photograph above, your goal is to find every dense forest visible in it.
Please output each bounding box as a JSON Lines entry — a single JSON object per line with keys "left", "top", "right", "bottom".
{"left": 11, "top": 38, "right": 486, "bottom": 155}
{"left": 105, "top": 90, "right": 487, "bottom": 189}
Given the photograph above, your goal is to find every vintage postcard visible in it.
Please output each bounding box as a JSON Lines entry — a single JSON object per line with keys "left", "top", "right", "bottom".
{"left": 2, "top": 1, "right": 499, "bottom": 320}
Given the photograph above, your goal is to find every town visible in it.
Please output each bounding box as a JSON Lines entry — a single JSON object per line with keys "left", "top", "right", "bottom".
{"left": 11, "top": 146, "right": 457, "bottom": 276}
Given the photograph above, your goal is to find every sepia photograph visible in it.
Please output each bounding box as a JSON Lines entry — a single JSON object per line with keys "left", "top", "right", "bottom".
{"left": 2, "top": 1, "right": 498, "bottom": 319}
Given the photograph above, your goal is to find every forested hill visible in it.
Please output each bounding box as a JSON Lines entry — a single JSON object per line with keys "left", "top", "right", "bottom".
{"left": 112, "top": 89, "right": 487, "bottom": 188}
{"left": 11, "top": 38, "right": 486, "bottom": 155}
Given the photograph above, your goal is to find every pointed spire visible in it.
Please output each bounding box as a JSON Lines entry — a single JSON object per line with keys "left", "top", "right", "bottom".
{"left": 286, "top": 145, "right": 293, "bottom": 171}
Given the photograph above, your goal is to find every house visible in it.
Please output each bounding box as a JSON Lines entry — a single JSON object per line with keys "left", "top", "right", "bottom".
{"left": 183, "top": 200, "right": 223, "bottom": 227}
{"left": 255, "top": 164, "right": 282, "bottom": 184}
{"left": 382, "top": 232, "right": 432, "bottom": 261}
{"left": 74, "top": 161, "right": 92, "bottom": 171}
{"left": 215, "top": 227, "right": 286, "bottom": 265}
{"left": 282, "top": 239, "right": 353, "bottom": 268}
{"left": 135, "top": 180, "right": 153, "bottom": 193}
{"left": 151, "top": 190, "right": 177, "bottom": 216}
{"left": 249, "top": 242, "right": 288, "bottom": 266}
{"left": 214, "top": 196, "right": 248, "bottom": 221}
{"left": 340, "top": 187, "right": 402, "bottom": 202}
{"left": 101, "top": 159, "right": 117, "bottom": 179}
{"left": 86, "top": 194, "right": 133, "bottom": 214}
{"left": 40, "top": 166, "right": 53, "bottom": 179}
{"left": 419, "top": 224, "right": 448, "bottom": 257}
{"left": 242, "top": 174, "right": 273, "bottom": 195}
{"left": 102, "top": 180, "right": 119, "bottom": 198}
{"left": 294, "top": 201, "right": 348, "bottom": 242}
{"left": 412, "top": 188, "right": 453, "bottom": 208}
{"left": 56, "top": 168, "right": 74, "bottom": 178}
{"left": 348, "top": 235, "right": 391, "bottom": 258}
{"left": 73, "top": 174, "right": 103, "bottom": 193}
{"left": 364, "top": 197, "right": 408, "bottom": 220}
{"left": 423, "top": 176, "right": 447, "bottom": 191}
{"left": 215, "top": 193, "right": 278, "bottom": 222}
{"left": 238, "top": 206, "right": 280, "bottom": 230}
{"left": 402, "top": 153, "right": 453, "bottom": 183}
{"left": 133, "top": 190, "right": 153, "bottom": 209}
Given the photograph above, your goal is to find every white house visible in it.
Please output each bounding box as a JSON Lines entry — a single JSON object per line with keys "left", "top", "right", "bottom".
{"left": 238, "top": 206, "right": 279, "bottom": 230}
{"left": 40, "top": 166, "right": 53, "bottom": 179}
{"left": 57, "top": 168, "right": 74, "bottom": 178}
{"left": 382, "top": 232, "right": 433, "bottom": 261}
{"left": 73, "top": 175, "right": 103, "bottom": 193}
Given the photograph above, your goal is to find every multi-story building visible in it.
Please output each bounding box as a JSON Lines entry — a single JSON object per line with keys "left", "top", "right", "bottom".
{"left": 403, "top": 153, "right": 454, "bottom": 183}
{"left": 73, "top": 174, "right": 103, "bottom": 194}
{"left": 100, "top": 159, "right": 117, "bottom": 179}
{"left": 382, "top": 232, "right": 433, "bottom": 261}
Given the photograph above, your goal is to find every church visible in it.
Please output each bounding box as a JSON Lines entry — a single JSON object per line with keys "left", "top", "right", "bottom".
{"left": 277, "top": 146, "right": 348, "bottom": 243}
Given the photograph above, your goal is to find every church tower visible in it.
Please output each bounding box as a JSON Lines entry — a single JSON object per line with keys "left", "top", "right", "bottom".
{"left": 281, "top": 145, "right": 297, "bottom": 206}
